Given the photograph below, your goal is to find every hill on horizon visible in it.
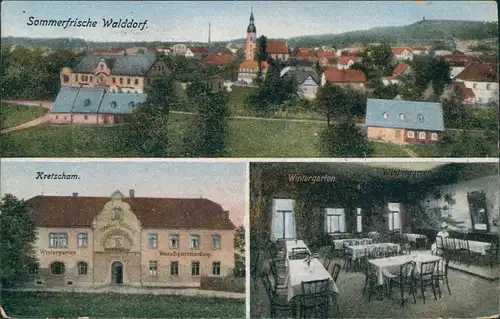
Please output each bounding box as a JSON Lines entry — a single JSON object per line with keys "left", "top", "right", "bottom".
{"left": 1, "top": 19, "right": 497, "bottom": 50}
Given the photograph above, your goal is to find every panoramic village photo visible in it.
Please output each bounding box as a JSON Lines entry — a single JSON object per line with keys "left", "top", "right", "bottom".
{"left": 249, "top": 162, "right": 499, "bottom": 318}
{"left": 0, "top": 161, "right": 246, "bottom": 318}
{"left": 1, "top": 1, "right": 498, "bottom": 157}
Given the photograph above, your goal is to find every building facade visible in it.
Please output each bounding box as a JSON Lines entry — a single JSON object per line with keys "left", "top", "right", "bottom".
{"left": 454, "top": 62, "right": 499, "bottom": 107}
{"left": 365, "top": 98, "right": 444, "bottom": 145}
{"left": 26, "top": 190, "right": 236, "bottom": 288}
{"left": 244, "top": 10, "right": 257, "bottom": 62}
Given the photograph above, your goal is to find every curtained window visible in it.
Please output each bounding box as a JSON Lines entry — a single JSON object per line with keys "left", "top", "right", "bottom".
{"left": 388, "top": 203, "right": 401, "bottom": 231}
{"left": 271, "top": 199, "right": 296, "bottom": 241}
{"left": 325, "top": 208, "right": 346, "bottom": 233}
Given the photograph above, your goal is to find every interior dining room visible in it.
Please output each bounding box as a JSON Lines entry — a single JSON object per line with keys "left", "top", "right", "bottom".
{"left": 249, "top": 162, "right": 499, "bottom": 318}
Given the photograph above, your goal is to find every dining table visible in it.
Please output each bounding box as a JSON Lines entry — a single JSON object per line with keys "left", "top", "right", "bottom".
{"left": 284, "top": 239, "right": 310, "bottom": 259}
{"left": 347, "top": 243, "right": 400, "bottom": 261}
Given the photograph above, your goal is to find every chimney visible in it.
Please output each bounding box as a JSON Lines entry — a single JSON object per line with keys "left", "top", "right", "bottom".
{"left": 72, "top": 193, "right": 78, "bottom": 197}
{"left": 129, "top": 189, "right": 135, "bottom": 198}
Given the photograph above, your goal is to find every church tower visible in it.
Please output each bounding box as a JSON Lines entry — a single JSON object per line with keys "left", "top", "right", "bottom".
{"left": 244, "top": 8, "right": 257, "bottom": 61}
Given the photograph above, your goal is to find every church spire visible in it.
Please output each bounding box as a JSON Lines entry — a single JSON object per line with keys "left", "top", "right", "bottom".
{"left": 247, "top": 7, "right": 256, "bottom": 33}
{"left": 250, "top": 7, "right": 254, "bottom": 22}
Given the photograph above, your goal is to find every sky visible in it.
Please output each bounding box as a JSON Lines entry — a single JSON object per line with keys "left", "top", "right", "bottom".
{"left": 1, "top": 1, "right": 497, "bottom": 42}
{"left": 0, "top": 160, "right": 246, "bottom": 226}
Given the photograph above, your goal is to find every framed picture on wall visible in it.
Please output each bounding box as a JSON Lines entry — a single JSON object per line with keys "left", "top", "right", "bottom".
{"left": 467, "top": 191, "right": 490, "bottom": 232}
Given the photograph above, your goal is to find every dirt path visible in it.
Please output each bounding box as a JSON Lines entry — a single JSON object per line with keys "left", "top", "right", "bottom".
{"left": 1, "top": 114, "right": 52, "bottom": 134}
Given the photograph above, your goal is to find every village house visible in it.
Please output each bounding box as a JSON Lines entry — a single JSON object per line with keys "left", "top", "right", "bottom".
{"left": 172, "top": 44, "right": 188, "bottom": 56}
{"left": 24, "top": 190, "right": 236, "bottom": 288}
{"left": 365, "top": 98, "right": 444, "bottom": 145}
{"left": 433, "top": 49, "right": 453, "bottom": 57}
{"left": 392, "top": 47, "right": 413, "bottom": 61}
{"left": 381, "top": 62, "right": 411, "bottom": 86}
{"left": 295, "top": 49, "right": 318, "bottom": 63}
{"left": 443, "top": 82, "right": 476, "bottom": 105}
{"left": 50, "top": 87, "right": 147, "bottom": 125}
{"left": 321, "top": 69, "right": 367, "bottom": 92}
{"left": 184, "top": 48, "right": 195, "bottom": 58}
{"left": 59, "top": 52, "right": 170, "bottom": 94}
{"left": 266, "top": 41, "right": 290, "bottom": 62}
{"left": 316, "top": 51, "right": 336, "bottom": 68}
{"left": 336, "top": 47, "right": 361, "bottom": 57}
{"left": 336, "top": 56, "right": 361, "bottom": 70}
{"left": 454, "top": 62, "right": 499, "bottom": 107}
{"left": 202, "top": 54, "right": 233, "bottom": 67}
{"left": 125, "top": 47, "right": 149, "bottom": 55}
{"left": 189, "top": 47, "right": 209, "bottom": 59}
{"left": 411, "top": 46, "right": 430, "bottom": 55}
{"left": 281, "top": 66, "right": 320, "bottom": 100}
{"left": 152, "top": 46, "right": 172, "bottom": 56}
{"left": 237, "top": 60, "right": 269, "bottom": 84}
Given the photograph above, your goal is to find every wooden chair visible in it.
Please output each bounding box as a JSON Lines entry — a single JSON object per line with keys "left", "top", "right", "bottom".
{"left": 261, "top": 273, "right": 296, "bottom": 318}
{"left": 363, "top": 261, "right": 383, "bottom": 301}
{"left": 388, "top": 261, "right": 417, "bottom": 307}
{"left": 456, "top": 238, "right": 472, "bottom": 266}
{"left": 342, "top": 247, "right": 354, "bottom": 272}
{"left": 433, "top": 257, "right": 451, "bottom": 298}
{"left": 414, "top": 260, "right": 438, "bottom": 304}
{"left": 269, "top": 258, "right": 288, "bottom": 291}
{"left": 290, "top": 247, "right": 309, "bottom": 260}
{"left": 329, "top": 263, "right": 342, "bottom": 314}
{"left": 322, "top": 247, "right": 334, "bottom": 272}
{"left": 299, "top": 279, "right": 330, "bottom": 318}
{"left": 485, "top": 241, "right": 499, "bottom": 268}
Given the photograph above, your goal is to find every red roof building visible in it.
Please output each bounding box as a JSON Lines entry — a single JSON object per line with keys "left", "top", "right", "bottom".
{"left": 266, "top": 41, "right": 290, "bottom": 61}
{"left": 203, "top": 54, "right": 233, "bottom": 66}
{"left": 393, "top": 63, "right": 410, "bottom": 76}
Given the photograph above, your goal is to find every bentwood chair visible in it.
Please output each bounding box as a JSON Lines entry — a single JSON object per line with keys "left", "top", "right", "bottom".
{"left": 269, "top": 258, "right": 288, "bottom": 291}
{"left": 299, "top": 279, "right": 331, "bottom": 318}
{"left": 322, "top": 247, "right": 334, "bottom": 272}
{"left": 363, "top": 261, "right": 383, "bottom": 301}
{"left": 433, "top": 257, "right": 451, "bottom": 298}
{"left": 388, "top": 261, "right": 417, "bottom": 307}
{"left": 330, "top": 263, "right": 342, "bottom": 314}
{"left": 414, "top": 260, "right": 438, "bottom": 304}
{"left": 261, "top": 273, "right": 296, "bottom": 318}
{"left": 485, "top": 241, "right": 499, "bottom": 268}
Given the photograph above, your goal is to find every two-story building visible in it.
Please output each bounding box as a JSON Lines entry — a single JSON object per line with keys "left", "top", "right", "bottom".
{"left": 59, "top": 52, "right": 170, "bottom": 94}
{"left": 454, "top": 62, "right": 498, "bottom": 107}
{"left": 321, "top": 69, "right": 367, "bottom": 92}
{"left": 281, "top": 67, "right": 320, "bottom": 100}
{"left": 392, "top": 47, "right": 414, "bottom": 61}
{"left": 365, "top": 98, "right": 444, "bottom": 145}
{"left": 25, "top": 190, "right": 236, "bottom": 288}
{"left": 337, "top": 56, "right": 361, "bottom": 70}
{"left": 237, "top": 60, "right": 269, "bottom": 84}
{"left": 266, "top": 41, "right": 290, "bottom": 62}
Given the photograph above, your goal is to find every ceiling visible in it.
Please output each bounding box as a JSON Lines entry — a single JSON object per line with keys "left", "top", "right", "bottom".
{"left": 362, "top": 163, "right": 446, "bottom": 171}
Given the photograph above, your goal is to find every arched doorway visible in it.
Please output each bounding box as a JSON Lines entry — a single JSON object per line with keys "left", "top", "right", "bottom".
{"left": 111, "top": 261, "right": 123, "bottom": 284}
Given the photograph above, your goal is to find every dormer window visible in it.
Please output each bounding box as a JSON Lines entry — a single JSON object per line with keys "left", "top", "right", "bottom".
{"left": 417, "top": 114, "right": 424, "bottom": 121}
{"left": 111, "top": 207, "right": 122, "bottom": 220}
{"left": 129, "top": 101, "right": 135, "bottom": 108}
{"left": 399, "top": 113, "right": 405, "bottom": 120}
{"left": 110, "top": 101, "right": 117, "bottom": 108}
{"left": 383, "top": 112, "right": 388, "bottom": 119}
{"left": 83, "top": 99, "right": 91, "bottom": 107}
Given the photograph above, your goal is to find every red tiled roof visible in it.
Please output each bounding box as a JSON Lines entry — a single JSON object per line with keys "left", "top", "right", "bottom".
{"left": 266, "top": 41, "right": 289, "bottom": 54}
{"left": 316, "top": 51, "right": 335, "bottom": 58}
{"left": 296, "top": 51, "right": 316, "bottom": 58}
{"left": 338, "top": 56, "right": 360, "bottom": 65}
{"left": 455, "top": 62, "right": 497, "bottom": 82}
{"left": 26, "top": 195, "right": 235, "bottom": 230}
{"left": 323, "top": 69, "right": 367, "bottom": 83}
{"left": 239, "top": 60, "right": 268, "bottom": 70}
{"left": 392, "top": 47, "right": 413, "bottom": 55}
{"left": 450, "top": 82, "right": 475, "bottom": 100}
{"left": 190, "top": 47, "right": 209, "bottom": 54}
{"left": 393, "top": 63, "right": 409, "bottom": 76}
{"left": 298, "top": 48, "right": 310, "bottom": 53}
{"left": 203, "top": 54, "right": 232, "bottom": 65}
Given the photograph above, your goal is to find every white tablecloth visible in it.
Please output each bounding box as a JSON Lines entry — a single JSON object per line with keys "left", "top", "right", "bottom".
{"left": 467, "top": 240, "right": 492, "bottom": 255}
{"left": 332, "top": 238, "right": 373, "bottom": 250}
{"left": 285, "top": 240, "right": 310, "bottom": 259}
{"left": 347, "top": 243, "right": 400, "bottom": 261}
{"left": 404, "top": 233, "right": 428, "bottom": 243}
{"left": 369, "top": 254, "right": 442, "bottom": 285}
{"left": 286, "top": 257, "right": 339, "bottom": 302}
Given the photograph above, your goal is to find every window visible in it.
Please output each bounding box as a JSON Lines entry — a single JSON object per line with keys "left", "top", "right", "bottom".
{"left": 431, "top": 133, "right": 438, "bottom": 141}
{"left": 82, "top": 75, "right": 88, "bottom": 81}
{"left": 212, "top": 262, "right": 221, "bottom": 276}
{"left": 273, "top": 199, "right": 295, "bottom": 240}
{"left": 110, "top": 101, "right": 117, "bottom": 108}
{"left": 356, "top": 208, "right": 362, "bottom": 233}
{"left": 383, "top": 112, "right": 388, "bottom": 119}
{"left": 399, "top": 113, "right": 405, "bottom": 120}
{"left": 189, "top": 235, "right": 199, "bottom": 249}
{"left": 49, "top": 233, "right": 68, "bottom": 248}
{"left": 112, "top": 236, "right": 123, "bottom": 248}
{"left": 90, "top": 76, "right": 93, "bottom": 82}
{"left": 486, "top": 84, "right": 491, "bottom": 90}
{"left": 112, "top": 77, "right": 116, "bottom": 84}
{"left": 128, "top": 101, "right": 135, "bottom": 108}
{"left": 84, "top": 115, "right": 88, "bottom": 120}
{"left": 325, "top": 208, "right": 346, "bottom": 233}
{"left": 77, "top": 261, "right": 88, "bottom": 275}
{"left": 77, "top": 232, "right": 88, "bottom": 248}
{"left": 388, "top": 203, "right": 401, "bottom": 231}
{"left": 119, "top": 78, "right": 123, "bottom": 85}
{"left": 148, "top": 233, "right": 158, "bottom": 249}
{"left": 55, "top": 115, "right": 59, "bottom": 120}
{"left": 134, "top": 79, "right": 139, "bottom": 85}
{"left": 127, "top": 78, "right": 131, "bottom": 85}
{"left": 50, "top": 261, "right": 65, "bottom": 275}
{"left": 64, "top": 116, "right": 67, "bottom": 120}
{"left": 473, "top": 83, "right": 477, "bottom": 89}
{"left": 211, "top": 235, "right": 221, "bottom": 249}
{"left": 111, "top": 207, "right": 122, "bottom": 220}
{"left": 170, "top": 262, "right": 179, "bottom": 275}
{"left": 191, "top": 262, "right": 200, "bottom": 276}
{"left": 417, "top": 114, "right": 424, "bottom": 122}
{"left": 83, "top": 99, "right": 91, "bottom": 107}
{"left": 75, "top": 75, "right": 79, "bottom": 81}
{"left": 169, "top": 234, "right": 179, "bottom": 249}
{"left": 63, "top": 75, "right": 70, "bottom": 83}
{"left": 28, "top": 264, "right": 39, "bottom": 275}
{"left": 407, "top": 130, "right": 415, "bottom": 138}
{"left": 418, "top": 132, "right": 426, "bottom": 140}
{"left": 149, "top": 261, "right": 158, "bottom": 275}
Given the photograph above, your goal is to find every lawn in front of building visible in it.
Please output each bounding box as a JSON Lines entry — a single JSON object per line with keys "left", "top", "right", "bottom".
{"left": 1, "top": 104, "right": 49, "bottom": 129}
{"left": 1, "top": 291, "right": 245, "bottom": 318}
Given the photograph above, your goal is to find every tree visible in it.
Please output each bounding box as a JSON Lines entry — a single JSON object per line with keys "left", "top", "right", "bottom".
{"left": 0, "top": 194, "right": 38, "bottom": 287}
{"left": 426, "top": 58, "right": 451, "bottom": 97}
{"left": 372, "top": 82, "right": 399, "bottom": 100}
{"left": 439, "top": 130, "right": 497, "bottom": 157}
{"left": 234, "top": 225, "right": 245, "bottom": 255}
{"left": 126, "top": 75, "right": 177, "bottom": 156}
{"left": 370, "top": 43, "right": 394, "bottom": 75}
{"left": 315, "top": 83, "right": 366, "bottom": 124}
{"left": 319, "top": 119, "right": 374, "bottom": 157}
{"left": 184, "top": 89, "right": 231, "bottom": 157}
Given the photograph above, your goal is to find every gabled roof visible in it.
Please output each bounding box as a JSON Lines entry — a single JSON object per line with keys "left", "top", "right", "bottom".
{"left": 203, "top": 54, "right": 232, "bottom": 65}
{"left": 26, "top": 195, "right": 235, "bottom": 230}
{"left": 454, "top": 62, "right": 497, "bottom": 82}
{"left": 238, "top": 60, "right": 268, "bottom": 70}
{"left": 316, "top": 51, "right": 335, "bottom": 58}
{"left": 283, "top": 68, "right": 320, "bottom": 85}
{"left": 323, "top": 69, "right": 366, "bottom": 83}
{"left": 338, "top": 56, "right": 360, "bottom": 65}
{"left": 99, "top": 93, "right": 147, "bottom": 114}
{"left": 392, "top": 47, "right": 413, "bottom": 55}
{"left": 73, "top": 52, "right": 157, "bottom": 75}
{"left": 365, "top": 98, "right": 444, "bottom": 131}
{"left": 296, "top": 51, "right": 316, "bottom": 58}
{"left": 393, "top": 63, "right": 409, "bottom": 76}
{"left": 449, "top": 82, "right": 475, "bottom": 100}
{"left": 71, "top": 87, "right": 106, "bottom": 114}
{"left": 51, "top": 87, "right": 80, "bottom": 113}
{"left": 266, "top": 41, "right": 289, "bottom": 54}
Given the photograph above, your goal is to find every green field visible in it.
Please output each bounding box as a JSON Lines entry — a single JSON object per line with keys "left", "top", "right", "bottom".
{"left": 1, "top": 104, "right": 49, "bottom": 129}
{"left": 0, "top": 113, "right": 411, "bottom": 157}
{"left": 1, "top": 291, "right": 245, "bottom": 318}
